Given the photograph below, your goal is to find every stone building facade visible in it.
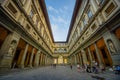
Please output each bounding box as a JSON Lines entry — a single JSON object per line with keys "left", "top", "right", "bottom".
{"left": 0, "top": 0, "right": 120, "bottom": 70}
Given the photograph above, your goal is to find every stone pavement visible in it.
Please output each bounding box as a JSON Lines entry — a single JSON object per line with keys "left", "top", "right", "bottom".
{"left": 0, "top": 66, "right": 120, "bottom": 80}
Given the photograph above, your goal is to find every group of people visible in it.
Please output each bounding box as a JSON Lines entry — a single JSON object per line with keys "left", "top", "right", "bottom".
{"left": 114, "top": 65, "right": 120, "bottom": 74}
{"left": 51, "top": 64, "right": 56, "bottom": 68}
{"left": 86, "top": 61, "right": 105, "bottom": 73}
{"left": 70, "top": 61, "right": 106, "bottom": 74}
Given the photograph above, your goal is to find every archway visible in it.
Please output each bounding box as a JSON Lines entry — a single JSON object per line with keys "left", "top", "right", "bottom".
{"left": 58, "top": 55, "right": 63, "bottom": 64}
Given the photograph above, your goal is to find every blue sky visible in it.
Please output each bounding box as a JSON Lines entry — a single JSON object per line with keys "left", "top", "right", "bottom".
{"left": 45, "top": 0, "right": 75, "bottom": 41}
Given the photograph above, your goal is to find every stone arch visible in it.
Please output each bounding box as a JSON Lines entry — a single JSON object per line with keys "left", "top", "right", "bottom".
{"left": 58, "top": 55, "right": 63, "bottom": 64}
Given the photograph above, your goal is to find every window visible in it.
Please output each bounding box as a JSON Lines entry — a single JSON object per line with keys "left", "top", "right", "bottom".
{"left": 87, "top": 10, "right": 93, "bottom": 19}
{"left": 105, "top": 2, "right": 116, "bottom": 16}
{"left": 85, "top": 31, "right": 89, "bottom": 36}
{"left": 26, "top": 24, "right": 31, "bottom": 30}
{"left": 7, "top": 2, "right": 17, "bottom": 16}
{"left": 38, "top": 37, "right": 39, "bottom": 40}
{"left": 99, "top": 0, "right": 105, "bottom": 4}
{"left": 91, "top": 24, "right": 97, "bottom": 31}
{"left": 54, "top": 49, "right": 57, "bottom": 52}
{"left": 35, "top": 15, "right": 39, "bottom": 26}
{"left": 30, "top": 6, "right": 35, "bottom": 18}
{"left": 64, "top": 48, "right": 67, "bottom": 51}
{"left": 30, "top": 9, "right": 34, "bottom": 18}
{"left": 80, "top": 26, "right": 83, "bottom": 32}
{"left": 83, "top": 18, "right": 87, "bottom": 26}
{"left": 96, "top": 0, "right": 105, "bottom": 5}
{"left": 33, "top": 32, "right": 36, "bottom": 36}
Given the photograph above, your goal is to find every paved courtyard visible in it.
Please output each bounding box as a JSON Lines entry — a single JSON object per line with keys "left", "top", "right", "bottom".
{"left": 0, "top": 66, "right": 120, "bottom": 80}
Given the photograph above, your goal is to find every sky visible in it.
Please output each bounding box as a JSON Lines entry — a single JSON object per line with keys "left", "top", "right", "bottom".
{"left": 45, "top": 0, "right": 75, "bottom": 41}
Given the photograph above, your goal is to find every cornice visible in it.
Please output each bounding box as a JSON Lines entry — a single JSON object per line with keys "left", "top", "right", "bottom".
{"left": 38, "top": 0, "right": 54, "bottom": 42}
{"left": 66, "top": 0, "right": 83, "bottom": 42}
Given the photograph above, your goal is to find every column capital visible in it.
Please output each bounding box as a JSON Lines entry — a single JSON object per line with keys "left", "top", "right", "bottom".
{"left": 81, "top": 49, "right": 85, "bottom": 54}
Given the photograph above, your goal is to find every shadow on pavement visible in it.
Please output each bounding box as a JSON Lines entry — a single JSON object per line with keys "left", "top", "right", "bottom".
{"left": 91, "top": 75, "right": 105, "bottom": 80}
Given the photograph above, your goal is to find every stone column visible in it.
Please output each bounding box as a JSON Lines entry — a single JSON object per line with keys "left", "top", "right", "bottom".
{"left": 40, "top": 53, "right": 43, "bottom": 66}
{"left": 20, "top": 44, "right": 29, "bottom": 68}
{"left": 44, "top": 55, "right": 46, "bottom": 65}
{"left": 78, "top": 53, "right": 82, "bottom": 65}
{"left": 71, "top": 56, "right": 73, "bottom": 64}
{"left": 88, "top": 48, "right": 93, "bottom": 66}
{"left": 76, "top": 54, "right": 79, "bottom": 64}
{"left": 47, "top": 57, "right": 49, "bottom": 65}
{"left": 29, "top": 48, "right": 35, "bottom": 68}
{"left": 34, "top": 50, "right": 40, "bottom": 67}
{"left": 56, "top": 58, "right": 58, "bottom": 64}
{"left": 74, "top": 54, "right": 77, "bottom": 64}
{"left": 43, "top": 54, "right": 45, "bottom": 66}
{"left": 42, "top": 54, "right": 45, "bottom": 66}
{"left": 45, "top": 55, "right": 47, "bottom": 66}
{"left": 39, "top": 53, "right": 41, "bottom": 66}
{"left": 94, "top": 43, "right": 102, "bottom": 67}
{"left": 81, "top": 50, "right": 88, "bottom": 66}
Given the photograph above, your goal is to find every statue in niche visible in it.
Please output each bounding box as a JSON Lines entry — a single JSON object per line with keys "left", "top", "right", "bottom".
{"left": 8, "top": 40, "right": 17, "bottom": 56}
{"left": 107, "top": 39, "right": 117, "bottom": 54}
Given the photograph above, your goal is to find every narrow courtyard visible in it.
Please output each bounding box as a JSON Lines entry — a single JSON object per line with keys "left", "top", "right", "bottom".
{"left": 0, "top": 66, "right": 120, "bottom": 80}
{"left": 0, "top": 0, "right": 120, "bottom": 80}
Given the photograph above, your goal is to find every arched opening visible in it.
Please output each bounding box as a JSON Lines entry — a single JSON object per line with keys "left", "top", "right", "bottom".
{"left": 58, "top": 55, "right": 63, "bottom": 64}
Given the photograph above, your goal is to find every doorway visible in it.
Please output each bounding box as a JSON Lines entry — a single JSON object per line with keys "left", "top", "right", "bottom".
{"left": 11, "top": 39, "right": 26, "bottom": 68}
{"left": 58, "top": 55, "right": 63, "bottom": 64}
{"left": 97, "top": 38, "right": 113, "bottom": 67}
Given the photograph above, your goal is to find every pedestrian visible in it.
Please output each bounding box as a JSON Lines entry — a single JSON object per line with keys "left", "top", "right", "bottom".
{"left": 86, "top": 64, "right": 91, "bottom": 73}
{"left": 100, "top": 64, "right": 105, "bottom": 73}
{"left": 94, "top": 61, "right": 98, "bottom": 73}
{"left": 70, "top": 64, "right": 72, "bottom": 70}
{"left": 77, "top": 64, "right": 80, "bottom": 72}
{"left": 92, "top": 61, "right": 98, "bottom": 73}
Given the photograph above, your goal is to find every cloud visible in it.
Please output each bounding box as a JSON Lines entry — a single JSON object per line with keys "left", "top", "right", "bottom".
{"left": 50, "top": 15, "right": 69, "bottom": 25}
{"left": 51, "top": 23, "right": 68, "bottom": 41}
{"left": 51, "top": 24, "right": 58, "bottom": 32}
{"left": 45, "top": 0, "right": 75, "bottom": 41}
{"left": 57, "top": 16, "right": 66, "bottom": 24}
{"left": 48, "top": 6, "right": 58, "bottom": 13}
{"left": 63, "top": 6, "right": 68, "bottom": 10}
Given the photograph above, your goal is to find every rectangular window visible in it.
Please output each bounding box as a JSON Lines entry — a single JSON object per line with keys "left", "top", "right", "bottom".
{"left": 7, "top": 3, "right": 17, "bottom": 15}
{"left": 99, "top": 0, "right": 105, "bottom": 4}
{"left": 33, "top": 32, "right": 36, "bottom": 36}
{"left": 30, "top": 6, "right": 35, "bottom": 18}
{"left": 30, "top": 9, "right": 34, "bottom": 18}
{"left": 36, "top": 16, "right": 39, "bottom": 26}
{"left": 83, "top": 19, "right": 87, "bottom": 26}
{"left": 105, "top": 2, "right": 116, "bottom": 16}
{"left": 26, "top": 24, "right": 31, "bottom": 30}
{"left": 87, "top": 10, "right": 93, "bottom": 19}
{"left": 80, "top": 26, "right": 82, "bottom": 32}
{"left": 96, "top": 0, "right": 105, "bottom": 5}
{"left": 91, "top": 24, "right": 97, "bottom": 31}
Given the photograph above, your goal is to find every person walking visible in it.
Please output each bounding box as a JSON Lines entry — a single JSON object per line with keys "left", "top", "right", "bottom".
{"left": 77, "top": 64, "right": 80, "bottom": 72}
{"left": 70, "top": 64, "right": 72, "bottom": 70}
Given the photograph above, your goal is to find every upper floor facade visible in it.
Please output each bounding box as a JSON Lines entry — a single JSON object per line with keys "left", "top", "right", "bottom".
{"left": 0, "top": 0, "right": 120, "bottom": 57}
